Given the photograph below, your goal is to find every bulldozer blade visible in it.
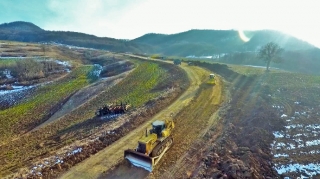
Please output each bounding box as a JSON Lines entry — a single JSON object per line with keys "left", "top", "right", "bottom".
{"left": 124, "top": 149, "right": 153, "bottom": 172}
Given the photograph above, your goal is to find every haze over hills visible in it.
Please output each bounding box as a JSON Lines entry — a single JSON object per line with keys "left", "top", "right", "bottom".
{"left": 1, "top": 21, "right": 320, "bottom": 74}
{"left": 133, "top": 29, "right": 315, "bottom": 56}
{"left": 0, "top": 21, "right": 150, "bottom": 53}
{"left": 0, "top": 21, "right": 317, "bottom": 56}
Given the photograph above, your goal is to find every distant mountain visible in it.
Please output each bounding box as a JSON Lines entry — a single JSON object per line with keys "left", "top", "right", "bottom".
{"left": 132, "top": 29, "right": 315, "bottom": 56}
{"left": 0, "top": 21, "right": 151, "bottom": 53}
{"left": 0, "top": 22, "right": 317, "bottom": 57}
{"left": 0, "top": 21, "right": 44, "bottom": 32}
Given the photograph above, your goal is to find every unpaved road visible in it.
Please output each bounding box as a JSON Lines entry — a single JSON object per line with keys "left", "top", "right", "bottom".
{"left": 33, "top": 71, "right": 131, "bottom": 131}
{"left": 59, "top": 62, "right": 207, "bottom": 179}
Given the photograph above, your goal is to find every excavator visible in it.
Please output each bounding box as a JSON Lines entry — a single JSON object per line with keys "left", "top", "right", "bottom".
{"left": 124, "top": 119, "right": 174, "bottom": 172}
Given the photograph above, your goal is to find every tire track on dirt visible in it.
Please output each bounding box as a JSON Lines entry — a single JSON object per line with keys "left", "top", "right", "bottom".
{"left": 32, "top": 71, "right": 131, "bottom": 131}
{"left": 149, "top": 72, "right": 224, "bottom": 179}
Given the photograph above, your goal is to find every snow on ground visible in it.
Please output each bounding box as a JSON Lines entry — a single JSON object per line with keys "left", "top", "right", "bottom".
{"left": 275, "top": 163, "right": 320, "bottom": 177}
{"left": 0, "top": 85, "right": 37, "bottom": 109}
{"left": 0, "top": 85, "right": 35, "bottom": 95}
{"left": 273, "top": 131, "right": 285, "bottom": 138}
{"left": 0, "top": 56, "right": 31, "bottom": 59}
{"left": 244, "top": 65, "right": 280, "bottom": 70}
{"left": 90, "top": 64, "right": 103, "bottom": 77}
{"left": 271, "top": 103, "right": 320, "bottom": 177}
{"left": 3, "top": 69, "right": 13, "bottom": 79}
{"left": 54, "top": 60, "right": 71, "bottom": 67}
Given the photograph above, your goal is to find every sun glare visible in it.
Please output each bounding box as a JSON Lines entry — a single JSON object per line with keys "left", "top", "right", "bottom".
{"left": 238, "top": 30, "right": 250, "bottom": 42}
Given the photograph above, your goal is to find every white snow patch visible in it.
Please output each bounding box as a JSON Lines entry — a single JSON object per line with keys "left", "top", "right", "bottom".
{"left": 0, "top": 85, "right": 35, "bottom": 95}
{"left": 3, "top": 69, "right": 13, "bottom": 79}
{"left": 273, "top": 131, "right": 285, "bottom": 138}
{"left": 55, "top": 60, "right": 71, "bottom": 67}
{"left": 55, "top": 158, "right": 64, "bottom": 164}
{"left": 285, "top": 124, "right": 303, "bottom": 129}
{"left": 306, "top": 124, "right": 320, "bottom": 130}
{"left": 90, "top": 64, "right": 103, "bottom": 77}
{"left": 275, "top": 163, "right": 320, "bottom": 177}
{"left": 274, "top": 153, "right": 289, "bottom": 158}
{"left": 281, "top": 114, "right": 288, "bottom": 118}
{"left": 306, "top": 139, "right": 320, "bottom": 147}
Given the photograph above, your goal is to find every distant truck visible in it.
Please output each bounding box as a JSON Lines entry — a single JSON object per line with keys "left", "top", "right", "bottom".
{"left": 173, "top": 59, "right": 181, "bottom": 65}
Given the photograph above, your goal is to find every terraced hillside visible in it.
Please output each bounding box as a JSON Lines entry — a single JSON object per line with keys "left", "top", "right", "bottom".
{"left": 0, "top": 41, "right": 189, "bottom": 178}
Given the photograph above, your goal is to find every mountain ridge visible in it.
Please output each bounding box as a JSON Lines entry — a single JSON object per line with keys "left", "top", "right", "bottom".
{"left": 0, "top": 21, "right": 150, "bottom": 53}
{"left": 132, "top": 29, "right": 315, "bottom": 56}
{"left": 0, "top": 21, "right": 317, "bottom": 56}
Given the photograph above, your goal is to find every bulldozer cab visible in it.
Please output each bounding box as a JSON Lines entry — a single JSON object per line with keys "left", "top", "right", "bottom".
{"left": 151, "top": 120, "right": 165, "bottom": 137}
{"left": 210, "top": 74, "right": 215, "bottom": 79}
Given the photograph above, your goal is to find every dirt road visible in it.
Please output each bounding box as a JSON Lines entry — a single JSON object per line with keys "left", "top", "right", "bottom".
{"left": 33, "top": 71, "right": 131, "bottom": 131}
{"left": 59, "top": 62, "right": 210, "bottom": 179}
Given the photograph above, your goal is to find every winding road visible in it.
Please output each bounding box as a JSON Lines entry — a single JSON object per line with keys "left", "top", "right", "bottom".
{"left": 60, "top": 56, "right": 223, "bottom": 179}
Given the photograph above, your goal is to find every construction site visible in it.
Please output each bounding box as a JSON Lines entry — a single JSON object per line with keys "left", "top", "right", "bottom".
{"left": 1, "top": 41, "right": 320, "bottom": 179}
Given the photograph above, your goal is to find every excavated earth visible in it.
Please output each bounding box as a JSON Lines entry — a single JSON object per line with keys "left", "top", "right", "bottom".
{"left": 18, "top": 58, "right": 189, "bottom": 179}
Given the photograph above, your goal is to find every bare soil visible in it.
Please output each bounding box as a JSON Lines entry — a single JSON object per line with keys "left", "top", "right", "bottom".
{"left": 8, "top": 57, "right": 189, "bottom": 179}
{"left": 57, "top": 64, "right": 204, "bottom": 179}
{"left": 33, "top": 70, "right": 132, "bottom": 130}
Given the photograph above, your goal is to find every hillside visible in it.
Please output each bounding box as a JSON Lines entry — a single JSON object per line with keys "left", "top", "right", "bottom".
{"left": 0, "top": 21, "right": 151, "bottom": 53}
{"left": 132, "top": 29, "right": 315, "bottom": 56}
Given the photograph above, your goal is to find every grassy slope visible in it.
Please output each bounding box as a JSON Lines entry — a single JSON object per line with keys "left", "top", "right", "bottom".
{"left": 0, "top": 59, "right": 187, "bottom": 177}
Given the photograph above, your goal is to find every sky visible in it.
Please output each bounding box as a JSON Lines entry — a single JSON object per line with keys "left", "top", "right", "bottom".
{"left": 0, "top": 0, "right": 320, "bottom": 47}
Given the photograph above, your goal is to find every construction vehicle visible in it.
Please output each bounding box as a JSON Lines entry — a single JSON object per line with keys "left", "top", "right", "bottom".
{"left": 207, "top": 73, "right": 215, "bottom": 85}
{"left": 173, "top": 59, "right": 181, "bottom": 65}
{"left": 124, "top": 119, "right": 174, "bottom": 172}
{"left": 95, "top": 102, "right": 130, "bottom": 117}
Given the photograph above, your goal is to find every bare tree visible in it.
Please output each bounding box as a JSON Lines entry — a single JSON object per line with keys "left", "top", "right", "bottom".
{"left": 257, "top": 42, "right": 283, "bottom": 71}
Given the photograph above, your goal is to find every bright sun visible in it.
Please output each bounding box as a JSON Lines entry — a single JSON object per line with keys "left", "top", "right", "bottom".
{"left": 238, "top": 30, "right": 250, "bottom": 42}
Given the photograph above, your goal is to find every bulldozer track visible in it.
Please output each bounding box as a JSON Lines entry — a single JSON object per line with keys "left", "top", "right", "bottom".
{"left": 151, "top": 136, "right": 173, "bottom": 157}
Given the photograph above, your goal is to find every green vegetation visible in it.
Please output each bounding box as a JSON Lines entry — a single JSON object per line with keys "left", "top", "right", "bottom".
{"left": 56, "top": 61, "right": 169, "bottom": 130}
{"left": 0, "top": 59, "right": 188, "bottom": 177}
{"left": 0, "top": 66, "right": 93, "bottom": 141}
{"left": 0, "top": 58, "right": 18, "bottom": 67}
{"left": 106, "top": 61, "right": 165, "bottom": 107}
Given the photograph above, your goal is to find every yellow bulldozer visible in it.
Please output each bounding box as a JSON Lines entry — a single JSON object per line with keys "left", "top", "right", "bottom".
{"left": 124, "top": 119, "right": 174, "bottom": 172}
{"left": 207, "top": 73, "right": 216, "bottom": 85}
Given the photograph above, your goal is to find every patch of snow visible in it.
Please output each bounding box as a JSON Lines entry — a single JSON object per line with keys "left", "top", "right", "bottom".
{"left": 285, "top": 124, "right": 303, "bottom": 129}
{"left": 3, "top": 69, "right": 13, "bottom": 79}
{"left": 273, "top": 131, "right": 285, "bottom": 138}
{"left": 100, "top": 114, "right": 121, "bottom": 120}
{"left": 55, "top": 158, "right": 64, "bottom": 164}
{"left": 275, "top": 163, "right": 320, "bottom": 177}
{"left": 55, "top": 60, "right": 71, "bottom": 67}
{"left": 244, "top": 65, "right": 280, "bottom": 70}
{"left": 0, "top": 56, "right": 31, "bottom": 59}
{"left": 0, "top": 85, "right": 35, "bottom": 95}
{"left": 286, "top": 143, "right": 296, "bottom": 150}
{"left": 274, "top": 153, "right": 289, "bottom": 158}
{"left": 306, "top": 139, "right": 320, "bottom": 147}
{"left": 90, "top": 64, "right": 103, "bottom": 78}
{"left": 274, "top": 142, "right": 286, "bottom": 149}
{"left": 306, "top": 124, "right": 320, "bottom": 130}
{"left": 293, "top": 133, "right": 303, "bottom": 137}
{"left": 281, "top": 114, "right": 288, "bottom": 118}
